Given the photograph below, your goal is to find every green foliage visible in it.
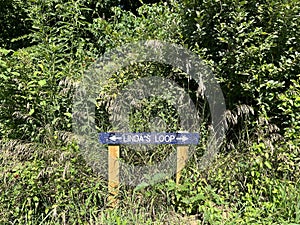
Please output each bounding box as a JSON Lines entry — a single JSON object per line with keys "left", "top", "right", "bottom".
{"left": 0, "top": 142, "right": 107, "bottom": 224}
{"left": 182, "top": 0, "right": 300, "bottom": 131}
{"left": 89, "top": 1, "right": 182, "bottom": 48}
{"left": 0, "top": 0, "right": 299, "bottom": 224}
{"left": 278, "top": 76, "right": 300, "bottom": 140}
{"left": 0, "top": 0, "right": 32, "bottom": 49}
{"left": 0, "top": 47, "right": 74, "bottom": 142}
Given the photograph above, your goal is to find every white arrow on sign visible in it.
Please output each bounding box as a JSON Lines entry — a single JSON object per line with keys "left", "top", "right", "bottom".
{"left": 109, "top": 136, "right": 122, "bottom": 142}
{"left": 176, "top": 135, "right": 189, "bottom": 142}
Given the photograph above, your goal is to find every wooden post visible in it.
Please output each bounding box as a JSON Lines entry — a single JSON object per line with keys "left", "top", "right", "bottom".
{"left": 176, "top": 146, "right": 188, "bottom": 184}
{"left": 108, "top": 145, "right": 120, "bottom": 207}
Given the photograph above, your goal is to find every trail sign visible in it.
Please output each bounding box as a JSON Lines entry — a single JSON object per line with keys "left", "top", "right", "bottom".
{"left": 99, "top": 132, "right": 199, "bottom": 145}
{"left": 99, "top": 131, "right": 199, "bottom": 207}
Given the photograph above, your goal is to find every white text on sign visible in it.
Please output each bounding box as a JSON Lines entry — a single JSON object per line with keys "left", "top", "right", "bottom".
{"left": 99, "top": 132, "right": 199, "bottom": 145}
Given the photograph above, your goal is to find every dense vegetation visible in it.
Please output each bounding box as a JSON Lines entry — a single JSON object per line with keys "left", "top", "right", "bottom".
{"left": 0, "top": 0, "right": 299, "bottom": 224}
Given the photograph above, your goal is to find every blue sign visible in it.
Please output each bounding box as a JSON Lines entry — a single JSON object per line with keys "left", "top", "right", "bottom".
{"left": 99, "top": 132, "right": 199, "bottom": 145}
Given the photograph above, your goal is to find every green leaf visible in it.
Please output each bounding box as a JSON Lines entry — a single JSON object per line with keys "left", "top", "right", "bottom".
{"left": 264, "top": 161, "right": 272, "bottom": 169}
{"left": 0, "top": 48, "right": 12, "bottom": 55}
{"left": 28, "top": 108, "right": 35, "bottom": 116}
{"left": 64, "top": 112, "right": 72, "bottom": 118}
{"left": 38, "top": 79, "right": 47, "bottom": 87}
{"left": 134, "top": 182, "right": 149, "bottom": 191}
{"left": 0, "top": 73, "right": 8, "bottom": 80}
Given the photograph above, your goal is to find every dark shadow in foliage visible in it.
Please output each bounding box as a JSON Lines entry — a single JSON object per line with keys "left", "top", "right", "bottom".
{"left": 0, "top": 0, "right": 32, "bottom": 49}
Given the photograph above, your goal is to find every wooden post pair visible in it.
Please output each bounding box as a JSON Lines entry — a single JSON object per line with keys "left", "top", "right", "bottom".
{"left": 107, "top": 145, "right": 188, "bottom": 207}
